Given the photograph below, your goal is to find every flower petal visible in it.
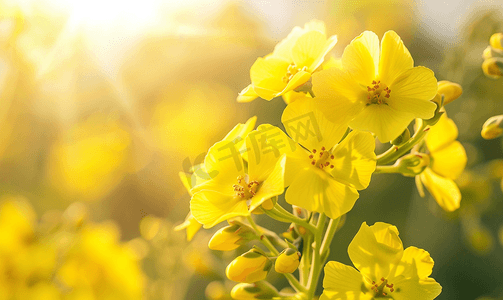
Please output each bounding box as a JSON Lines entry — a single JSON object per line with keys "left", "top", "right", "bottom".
{"left": 237, "top": 84, "right": 259, "bottom": 103}
{"left": 419, "top": 168, "right": 461, "bottom": 212}
{"left": 249, "top": 155, "right": 286, "bottom": 211}
{"left": 292, "top": 31, "right": 328, "bottom": 69}
{"left": 190, "top": 190, "right": 249, "bottom": 228}
{"left": 425, "top": 113, "right": 458, "bottom": 153}
{"left": 282, "top": 96, "right": 349, "bottom": 151}
{"left": 378, "top": 30, "right": 414, "bottom": 84}
{"left": 254, "top": 124, "right": 309, "bottom": 187}
{"left": 394, "top": 246, "right": 435, "bottom": 279}
{"left": 329, "top": 131, "right": 376, "bottom": 190}
{"left": 348, "top": 222, "right": 403, "bottom": 281}
{"left": 222, "top": 116, "right": 257, "bottom": 157}
{"left": 192, "top": 141, "right": 245, "bottom": 196}
{"left": 273, "top": 26, "right": 306, "bottom": 61}
{"left": 320, "top": 261, "right": 371, "bottom": 300}
{"left": 342, "top": 31, "right": 379, "bottom": 85}
{"left": 250, "top": 56, "right": 290, "bottom": 100}
{"left": 430, "top": 141, "right": 467, "bottom": 180}
{"left": 285, "top": 168, "right": 359, "bottom": 220}
{"left": 312, "top": 67, "right": 366, "bottom": 125}
{"left": 246, "top": 126, "right": 286, "bottom": 182}
{"left": 349, "top": 103, "right": 415, "bottom": 143}
{"left": 391, "top": 274, "right": 442, "bottom": 300}
{"left": 387, "top": 66, "right": 437, "bottom": 119}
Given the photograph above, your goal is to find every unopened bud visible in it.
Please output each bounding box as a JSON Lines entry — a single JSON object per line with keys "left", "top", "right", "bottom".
{"left": 230, "top": 281, "right": 279, "bottom": 300}
{"left": 483, "top": 46, "right": 503, "bottom": 60}
{"left": 209, "top": 224, "right": 255, "bottom": 251}
{"left": 437, "top": 81, "right": 462, "bottom": 105}
{"left": 391, "top": 128, "right": 410, "bottom": 146}
{"left": 481, "top": 115, "right": 503, "bottom": 140}
{"left": 275, "top": 248, "right": 301, "bottom": 274}
{"left": 226, "top": 249, "right": 272, "bottom": 283}
{"left": 490, "top": 33, "right": 503, "bottom": 51}
{"left": 395, "top": 153, "right": 430, "bottom": 177}
{"left": 482, "top": 57, "right": 503, "bottom": 79}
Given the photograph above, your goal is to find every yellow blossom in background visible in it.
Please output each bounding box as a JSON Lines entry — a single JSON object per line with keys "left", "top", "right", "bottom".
{"left": 321, "top": 222, "right": 442, "bottom": 300}
{"left": 481, "top": 115, "right": 503, "bottom": 140}
{"left": 266, "top": 97, "right": 376, "bottom": 219}
{"left": 239, "top": 20, "right": 337, "bottom": 102}
{"left": 416, "top": 113, "right": 467, "bottom": 211}
{"left": 57, "top": 222, "right": 144, "bottom": 300}
{"left": 46, "top": 113, "right": 132, "bottom": 201}
{"left": 313, "top": 30, "right": 438, "bottom": 142}
{"left": 0, "top": 3, "right": 24, "bottom": 48}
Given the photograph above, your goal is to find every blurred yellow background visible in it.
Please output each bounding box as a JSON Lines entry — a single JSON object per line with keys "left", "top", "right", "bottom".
{"left": 0, "top": 0, "right": 503, "bottom": 299}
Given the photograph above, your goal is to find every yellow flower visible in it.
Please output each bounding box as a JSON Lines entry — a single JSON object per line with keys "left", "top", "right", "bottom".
{"left": 263, "top": 96, "right": 376, "bottom": 219}
{"left": 313, "top": 30, "right": 438, "bottom": 142}
{"left": 190, "top": 128, "right": 286, "bottom": 228}
{"left": 416, "top": 114, "right": 467, "bottom": 211}
{"left": 230, "top": 281, "right": 279, "bottom": 300}
{"left": 226, "top": 249, "right": 272, "bottom": 283}
{"left": 208, "top": 223, "right": 255, "bottom": 251}
{"left": 176, "top": 117, "right": 257, "bottom": 237}
{"left": 481, "top": 115, "right": 503, "bottom": 140}
{"left": 239, "top": 20, "right": 337, "bottom": 102}
{"left": 275, "top": 248, "right": 301, "bottom": 274}
{"left": 321, "top": 222, "right": 442, "bottom": 300}
{"left": 57, "top": 222, "right": 144, "bottom": 299}
{"left": 436, "top": 80, "right": 462, "bottom": 106}
{"left": 482, "top": 57, "right": 503, "bottom": 79}
{"left": 490, "top": 33, "right": 503, "bottom": 51}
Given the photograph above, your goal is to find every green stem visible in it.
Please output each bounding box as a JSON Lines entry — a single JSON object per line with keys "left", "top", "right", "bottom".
{"left": 320, "top": 217, "right": 340, "bottom": 259}
{"left": 246, "top": 216, "right": 306, "bottom": 293}
{"left": 374, "top": 165, "right": 401, "bottom": 174}
{"left": 306, "top": 213, "right": 327, "bottom": 299}
{"left": 299, "top": 233, "right": 312, "bottom": 286}
{"left": 376, "top": 119, "right": 429, "bottom": 165}
{"left": 265, "top": 204, "right": 317, "bottom": 234}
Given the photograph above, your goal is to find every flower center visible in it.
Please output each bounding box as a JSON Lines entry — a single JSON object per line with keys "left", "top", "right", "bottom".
{"left": 233, "top": 175, "right": 260, "bottom": 199}
{"left": 282, "top": 64, "right": 307, "bottom": 83}
{"left": 366, "top": 80, "right": 391, "bottom": 106}
{"left": 308, "top": 146, "right": 335, "bottom": 170}
{"left": 371, "top": 277, "right": 396, "bottom": 298}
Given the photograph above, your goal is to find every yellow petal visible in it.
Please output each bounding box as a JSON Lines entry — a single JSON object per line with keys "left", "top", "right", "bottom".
{"left": 285, "top": 168, "right": 359, "bottom": 220}
{"left": 250, "top": 56, "right": 290, "bottom": 100}
{"left": 192, "top": 141, "right": 245, "bottom": 195}
{"left": 342, "top": 31, "right": 379, "bottom": 85}
{"left": 378, "top": 30, "right": 414, "bottom": 84}
{"left": 312, "top": 67, "right": 366, "bottom": 124}
{"left": 425, "top": 113, "right": 458, "bottom": 153}
{"left": 349, "top": 103, "right": 415, "bottom": 143}
{"left": 391, "top": 275, "right": 442, "bottom": 300}
{"left": 222, "top": 116, "right": 257, "bottom": 161}
{"left": 174, "top": 213, "right": 202, "bottom": 241}
{"left": 282, "top": 96, "right": 349, "bottom": 151}
{"left": 179, "top": 172, "right": 194, "bottom": 195}
{"left": 283, "top": 70, "right": 312, "bottom": 94}
{"left": 348, "top": 222, "right": 403, "bottom": 281}
{"left": 387, "top": 66, "right": 437, "bottom": 119}
{"left": 419, "top": 168, "right": 461, "bottom": 212}
{"left": 282, "top": 90, "right": 309, "bottom": 104}
{"left": 246, "top": 127, "right": 285, "bottom": 182}
{"left": 273, "top": 26, "right": 306, "bottom": 61}
{"left": 310, "top": 35, "right": 338, "bottom": 72}
{"left": 320, "top": 261, "right": 371, "bottom": 300}
{"left": 329, "top": 131, "right": 376, "bottom": 190}
{"left": 430, "top": 141, "right": 467, "bottom": 180}
{"left": 237, "top": 84, "right": 259, "bottom": 103}
{"left": 322, "top": 57, "right": 343, "bottom": 70}
{"left": 292, "top": 31, "right": 328, "bottom": 69}
{"left": 254, "top": 124, "right": 309, "bottom": 187}
{"left": 395, "top": 246, "right": 435, "bottom": 279}
{"left": 249, "top": 155, "right": 286, "bottom": 211}
{"left": 190, "top": 190, "right": 249, "bottom": 228}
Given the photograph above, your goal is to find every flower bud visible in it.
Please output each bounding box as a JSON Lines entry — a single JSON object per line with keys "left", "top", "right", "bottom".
{"left": 230, "top": 281, "right": 279, "bottom": 300}
{"left": 275, "top": 248, "right": 301, "bottom": 274}
{"left": 391, "top": 128, "right": 410, "bottom": 146}
{"left": 482, "top": 46, "right": 503, "bottom": 60}
{"left": 437, "top": 80, "right": 462, "bottom": 105}
{"left": 395, "top": 153, "right": 430, "bottom": 177}
{"left": 490, "top": 33, "right": 503, "bottom": 51}
{"left": 481, "top": 115, "right": 503, "bottom": 140}
{"left": 209, "top": 224, "right": 255, "bottom": 251}
{"left": 482, "top": 57, "right": 503, "bottom": 79}
{"left": 226, "top": 249, "right": 272, "bottom": 283}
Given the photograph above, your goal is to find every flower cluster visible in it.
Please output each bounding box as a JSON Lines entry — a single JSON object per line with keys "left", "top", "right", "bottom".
{"left": 177, "top": 20, "right": 470, "bottom": 300}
